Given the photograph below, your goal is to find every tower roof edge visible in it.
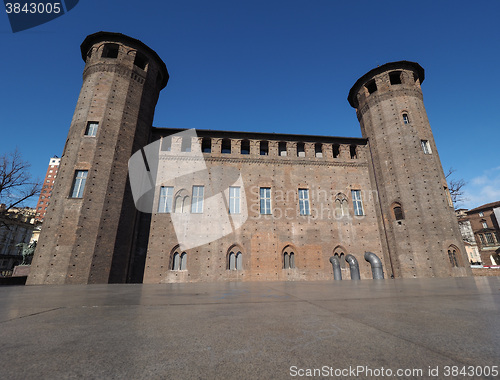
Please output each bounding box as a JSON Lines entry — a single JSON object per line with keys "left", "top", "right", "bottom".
{"left": 80, "top": 31, "right": 169, "bottom": 90}
{"left": 347, "top": 61, "right": 424, "bottom": 108}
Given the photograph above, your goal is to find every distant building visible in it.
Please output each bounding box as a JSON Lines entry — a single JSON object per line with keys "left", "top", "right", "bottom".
{"left": 456, "top": 209, "right": 482, "bottom": 265}
{"left": 0, "top": 206, "right": 38, "bottom": 275}
{"left": 35, "top": 157, "right": 60, "bottom": 222}
{"left": 459, "top": 202, "right": 500, "bottom": 266}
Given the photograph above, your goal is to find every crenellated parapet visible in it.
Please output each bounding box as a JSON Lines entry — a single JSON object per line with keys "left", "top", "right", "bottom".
{"left": 153, "top": 128, "right": 368, "bottom": 164}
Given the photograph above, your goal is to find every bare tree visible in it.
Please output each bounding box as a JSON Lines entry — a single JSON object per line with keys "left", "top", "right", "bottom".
{"left": 445, "top": 168, "right": 467, "bottom": 208}
{"left": 0, "top": 149, "right": 41, "bottom": 215}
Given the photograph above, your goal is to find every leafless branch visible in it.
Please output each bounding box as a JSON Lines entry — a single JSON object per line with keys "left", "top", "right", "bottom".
{"left": 445, "top": 167, "right": 467, "bottom": 208}
{"left": 0, "top": 149, "right": 41, "bottom": 215}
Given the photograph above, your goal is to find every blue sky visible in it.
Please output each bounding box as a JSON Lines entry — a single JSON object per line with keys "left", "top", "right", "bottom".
{"left": 1, "top": 0, "right": 499, "bottom": 209}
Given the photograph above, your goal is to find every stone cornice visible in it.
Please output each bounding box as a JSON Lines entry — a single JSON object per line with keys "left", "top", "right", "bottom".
{"left": 159, "top": 155, "right": 368, "bottom": 168}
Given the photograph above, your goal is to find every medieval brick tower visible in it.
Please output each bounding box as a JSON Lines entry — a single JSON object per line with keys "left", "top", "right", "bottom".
{"left": 27, "top": 32, "right": 168, "bottom": 284}
{"left": 348, "top": 61, "right": 470, "bottom": 278}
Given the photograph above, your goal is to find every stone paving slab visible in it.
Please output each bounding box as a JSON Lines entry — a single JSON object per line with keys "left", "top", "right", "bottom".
{"left": 1, "top": 277, "right": 499, "bottom": 379}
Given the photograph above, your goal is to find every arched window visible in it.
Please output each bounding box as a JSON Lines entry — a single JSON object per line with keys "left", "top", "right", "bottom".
{"left": 334, "top": 246, "right": 346, "bottom": 269}
{"left": 180, "top": 252, "right": 187, "bottom": 270}
{"left": 283, "top": 245, "right": 297, "bottom": 269}
{"left": 447, "top": 245, "right": 461, "bottom": 268}
{"left": 335, "top": 193, "right": 349, "bottom": 218}
{"left": 227, "top": 245, "right": 244, "bottom": 270}
{"left": 236, "top": 251, "right": 242, "bottom": 270}
{"left": 171, "top": 250, "right": 182, "bottom": 271}
{"left": 229, "top": 251, "right": 236, "bottom": 270}
{"left": 174, "top": 189, "right": 190, "bottom": 213}
{"left": 171, "top": 246, "right": 187, "bottom": 271}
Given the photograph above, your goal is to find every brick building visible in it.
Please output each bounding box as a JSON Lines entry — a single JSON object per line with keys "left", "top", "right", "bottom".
{"left": 458, "top": 201, "right": 500, "bottom": 266}
{"left": 456, "top": 209, "right": 482, "bottom": 265}
{"left": 35, "top": 157, "right": 60, "bottom": 222}
{"left": 27, "top": 32, "right": 470, "bottom": 285}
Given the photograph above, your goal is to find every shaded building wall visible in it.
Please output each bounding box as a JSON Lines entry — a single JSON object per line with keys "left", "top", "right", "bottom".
{"left": 27, "top": 32, "right": 168, "bottom": 285}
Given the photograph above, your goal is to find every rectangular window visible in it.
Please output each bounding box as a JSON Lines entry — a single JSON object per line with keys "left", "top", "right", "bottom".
{"left": 181, "top": 137, "right": 191, "bottom": 152}
{"left": 191, "top": 186, "right": 204, "bottom": 213}
{"left": 229, "top": 186, "right": 241, "bottom": 214}
{"left": 134, "top": 52, "right": 148, "bottom": 70}
{"left": 102, "top": 43, "right": 119, "bottom": 59}
{"left": 421, "top": 140, "right": 432, "bottom": 154}
{"left": 298, "top": 189, "right": 310, "bottom": 216}
{"left": 279, "top": 142, "right": 287, "bottom": 157}
{"left": 260, "top": 141, "right": 268, "bottom": 156}
{"left": 315, "top": 143, "right": 322, "bottom": 158}
{"left": 297, "top": 143, "right": 305, "bottom": 157}
{"left": 351, "top": 190, "right": 364, "bottom": 216}
{"left": 260, "top": 187, "right": 271, "bottom": 215}
{"left": 161, "top": 137, "right": 172, "bottom": 151}
{"left": 485, "top": 233, "right": 494, "bottom": 244}
{"left": 240, "top": 140, "right": 250, "bottom": 155}
{"left": 158, "top": 186, "right": 174, "bottom": 213}
{"left": 365, "top": 80, "right": 377, "bottom": 94}
{"left": 85, "top": 122, "right": 99, "bottom": 137}
{"left": 201, "top": 138, "right": 211, "bottom": 153}
{"left": 70, "top": 170, "right": 88, "bottom": 198}
{"left": 479, "top": 234, "right": 486, "bottom": 245}
{"left": 482, "top": 221, "right": 488, "bottom": 229}
{"left": 221, "top": 139, "right": 231, "bottom": 154}
{"left": 479, "top": 212, "right": 484, "bottom": 217}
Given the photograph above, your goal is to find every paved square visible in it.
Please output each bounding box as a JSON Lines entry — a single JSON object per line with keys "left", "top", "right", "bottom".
{"left": 1, "top": 277, "right": 499, "bottom": 379}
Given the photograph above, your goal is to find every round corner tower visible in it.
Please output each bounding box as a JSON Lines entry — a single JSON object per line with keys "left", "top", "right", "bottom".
{"left": 27, "top": 32, "right": 169, "bottom": 285}
{"left": 348, "top": 61, "right": 471, "bottom": 278}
